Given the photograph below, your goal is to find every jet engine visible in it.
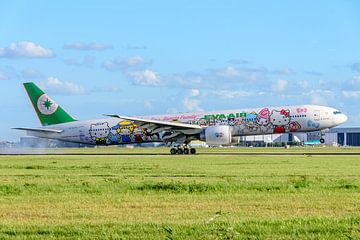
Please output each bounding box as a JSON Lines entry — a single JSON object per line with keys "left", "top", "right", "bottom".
{"left": 202, "top": 126, "right": 236, "bottom": 146}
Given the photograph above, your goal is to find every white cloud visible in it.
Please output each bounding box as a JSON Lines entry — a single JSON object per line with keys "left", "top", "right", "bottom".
{"left": 216, "top": 66, "right": 261, "bottom": 81}
{"left": 273, "top": 68, "right": 296, "bottom": 75}
{"left": 182, "top": 89, "right": 203, "bottom": 112}
{"left": 214, "top": 90, "right": 251, "bottom": 99}
{"left": 183, "top": 97, "right": 203, "bottom": 112}
{"left": 191, "top": 89, "right": 200, "bottom": 97}
{"left": 128, "top": 70, "right": 160, "bottom": 86}
{"left": 63, "top": 56, "right": 95, "bottom": 67}
{"left": 63, "top": 42, "right": 112, "bottom": 51}
{"left": 310, "top": 94, "right": 326, "bottom": 105}
{"left": 305, "top": 90, "right": 335, "bottom": 106}
{"left": 350, "top": 75, "right": 360, "bottom": 86}
{"left": 341, "top": 75, "right": 360, "bottom": 92}
{"left": 227, "top": 59, "right": 250, "bottom": 65}
{"left": 299, "top": 80, "right": 310, "bottom": 89}
{"left": 218, "top": 66, "right": 239, "bottom": 78}
{"left": 272, "top": 79, "right": 287, "bottom": 92}
{"left": 0, "top": 66, "right": 18, "bottom": 80}
{"left": 102, "top": 56, "right": 149, "bottom": 72}
{"left": 125, "top": 56, "right": 146, "bottom": 66}
{"left": 0, "top": 41, "right": 54, "bottom": 58}
{"left": 305, "top": 70, "right": 322, "bottom": 76}
{"left": 42, "top": 77, "right": 85, "bottom": 95}
{"left": 342, "top": 90, "right": 360, "bottom": 98}
{"left": 21, "top": 68, "right": 43, "bottom": 79}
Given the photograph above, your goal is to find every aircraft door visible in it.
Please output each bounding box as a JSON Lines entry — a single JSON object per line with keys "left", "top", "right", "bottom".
{"left": 313, "top": 110, "right": 320, "bottom": 121}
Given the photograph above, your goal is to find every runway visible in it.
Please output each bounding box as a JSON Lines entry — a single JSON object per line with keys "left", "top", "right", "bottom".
{"left": 1, "top": 152, "right": 360, "bottom": 156}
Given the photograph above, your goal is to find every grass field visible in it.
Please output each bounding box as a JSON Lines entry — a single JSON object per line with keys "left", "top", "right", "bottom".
{"left": 0, "top": 147, "right": 360, "bottom": 239}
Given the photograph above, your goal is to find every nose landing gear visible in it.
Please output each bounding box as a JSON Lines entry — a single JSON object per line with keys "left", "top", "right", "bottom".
{"left": 170, "top": 146, "right": 196, "bottom": 155}
{"left": 319, "top": 129, "right": 328, "bottom": 144}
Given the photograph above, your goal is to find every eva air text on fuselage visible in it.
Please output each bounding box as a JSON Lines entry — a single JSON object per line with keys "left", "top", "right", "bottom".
{"left": 204, "top": 112, "right": 247, "bottom": 120}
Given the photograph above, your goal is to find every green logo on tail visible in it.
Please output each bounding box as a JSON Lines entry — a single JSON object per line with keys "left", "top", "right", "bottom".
{"left": 24, "top": 82, "right": 76, "bottom": 126}
{"left": 37, "top": 94, "right": 58, "bottom": 115}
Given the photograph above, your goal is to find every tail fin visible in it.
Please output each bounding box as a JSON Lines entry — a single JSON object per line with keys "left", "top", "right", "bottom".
{"left": 23, "top": 82, "right": 76, "bottom": 126}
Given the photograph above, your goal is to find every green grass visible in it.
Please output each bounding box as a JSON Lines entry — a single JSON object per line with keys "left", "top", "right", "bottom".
{"left": 4, "top": 145, "right": 360, "bottom": 155}
{"left": 0, "top": 147, "right": 360, "bottom": 239}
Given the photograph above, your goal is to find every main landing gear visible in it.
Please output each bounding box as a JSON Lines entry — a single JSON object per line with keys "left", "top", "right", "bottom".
{"left": 170, "top": 146, "right": 196, "bottom": 155}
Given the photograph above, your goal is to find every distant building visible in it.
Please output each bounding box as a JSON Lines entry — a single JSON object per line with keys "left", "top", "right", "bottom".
{"left": 323, "top": 127, "right": 360, "bottom": 146}
{"left": 239, "top": 127, "right": 360, "bottom": 147}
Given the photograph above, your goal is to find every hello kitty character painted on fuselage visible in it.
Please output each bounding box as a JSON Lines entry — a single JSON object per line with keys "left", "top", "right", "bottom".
{"left": 256, "top": 108, "right": 270, "bottom": 133}
{"left": 120, "top": 127, "right": 133, "bottom": 143}
{"left": 133, "top": 126, "right": 144, "bottom": 142}
{"left": 270, "top": 109, "right": 291, "bottom": 133}
{"left": 89, "top": 122, "right": 111, "bottom": 144}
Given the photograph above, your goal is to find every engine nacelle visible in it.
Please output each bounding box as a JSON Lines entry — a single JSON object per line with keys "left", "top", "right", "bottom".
{"left": 203, "top": 126, "right": 233, "bottom": 146}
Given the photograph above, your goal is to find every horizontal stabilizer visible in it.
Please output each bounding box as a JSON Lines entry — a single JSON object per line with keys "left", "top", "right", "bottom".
{"left": 13, "top": 127, "right": 63, "bottom": 133}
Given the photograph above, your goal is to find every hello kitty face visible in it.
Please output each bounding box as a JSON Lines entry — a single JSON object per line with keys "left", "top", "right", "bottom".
{"left": 120, "top": 128, "right": 132, "bottom": 135}
{"left": 89, "top": 122, "right": 110, "bottom": 140}
{"left": 133, "top": 126, "right": 142, "bottom": 135}
{"left": 246, "top": 121, "right": 257, "bottom": 131}
{"left": 257, "top": 117, "right": 269, "bottom": 126}
{"left": 256, "top": 108, "right": 270, "bottom": 126}
{"left": 270, "top": 109, "right": 290, "bottom": 126}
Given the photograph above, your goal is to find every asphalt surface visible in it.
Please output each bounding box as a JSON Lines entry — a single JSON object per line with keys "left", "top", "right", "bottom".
{"left": 1, "top": 152, "right": 360, "bottom": 156}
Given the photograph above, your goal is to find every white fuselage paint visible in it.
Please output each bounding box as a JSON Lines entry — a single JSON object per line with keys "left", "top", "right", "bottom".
{"left": 26, "top": 105, "right": 348, "bottom": 145}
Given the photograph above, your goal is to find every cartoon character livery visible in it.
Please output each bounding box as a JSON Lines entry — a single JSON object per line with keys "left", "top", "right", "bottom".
{"left": 270, "top": 109, "right": 291, "bottom": 133}
{"left": 256, "top": 108, "right": 270, "bottom": 133}
{"left": 89, "top": 122, "right": 110, "bottom": 144}
{"left": 15, "top": 82, "right": 348, "bottom": 154}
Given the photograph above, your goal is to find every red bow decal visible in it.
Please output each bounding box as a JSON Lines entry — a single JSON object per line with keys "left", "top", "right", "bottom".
{"left": 280, "top": 109, "right": 289, "bottom": 117}
{"left": 296, "top": 108, "right": 307, "bottom": 113}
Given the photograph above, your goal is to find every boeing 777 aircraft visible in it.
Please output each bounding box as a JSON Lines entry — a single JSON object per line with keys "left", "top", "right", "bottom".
{"left": 14, "top": 82, "right": 348, "bottom": 154}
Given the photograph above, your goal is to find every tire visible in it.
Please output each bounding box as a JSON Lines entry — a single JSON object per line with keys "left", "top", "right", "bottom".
{"left": 320, "top": 138, "right": 325, "bottom": 144}
{"left": 170, "top": 148, "right": 177, "bottom": 155}
{"left": 190, "top": 148, "right": 196, "bottom": 154}
{"left": 177, "top": 148, "right": 184, "bottom": 154}
{"left": 183, "top": 148, "right": 190, "bottom": 154}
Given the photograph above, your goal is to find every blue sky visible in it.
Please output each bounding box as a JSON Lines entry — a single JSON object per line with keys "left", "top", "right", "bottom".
{"left": 1, "top": 1, "right": 360, "bottom": 141}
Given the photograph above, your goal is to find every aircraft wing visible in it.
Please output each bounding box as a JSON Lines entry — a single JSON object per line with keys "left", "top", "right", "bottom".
{"left": 105, "top": 114, "right": 202, "bottom": 129}
{"left": 104, "top": 114, "right": 202, "bottom": 143}
{"left": 13, "top": 127, "right": 63, "bottom": 133}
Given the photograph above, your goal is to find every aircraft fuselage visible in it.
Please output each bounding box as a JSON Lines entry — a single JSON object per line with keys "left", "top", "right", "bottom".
{"left": 27, "top": 104, "right": 347, "bottom": 145}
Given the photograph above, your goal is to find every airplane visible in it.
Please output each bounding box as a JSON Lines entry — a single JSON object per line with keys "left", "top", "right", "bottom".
{"left": 14, "top": 82, "right": 348, "bottom": 154}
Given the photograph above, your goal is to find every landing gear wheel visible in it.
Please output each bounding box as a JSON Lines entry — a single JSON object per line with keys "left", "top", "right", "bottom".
{"left": 190, "top": 148, "right": 196, "bottom": 154}
{"left": 320, "top": 138, "right": 325, "bottom": 144}
{"left": 183, "top": 148, "right": 190, "bottom": 154}
{"left": 177, "top": 148, "right": 184, "bottom": 154}
{"left": 170, "top": 148, "right": 177, "bottom": 155}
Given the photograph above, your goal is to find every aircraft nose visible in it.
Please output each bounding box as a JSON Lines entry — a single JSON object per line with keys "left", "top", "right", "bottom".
{"left": 342, "top": 114, "right": 348, "bottom": 123}
{"left": 336, "top": 113, "right": 348, "bottom": 125}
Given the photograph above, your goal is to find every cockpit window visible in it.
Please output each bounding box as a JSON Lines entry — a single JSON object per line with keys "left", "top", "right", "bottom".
{"left": 333, "top": 111, "right": 342, "bottom": 115}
